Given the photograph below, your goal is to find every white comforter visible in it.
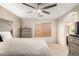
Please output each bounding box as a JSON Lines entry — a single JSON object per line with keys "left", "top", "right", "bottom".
{"left": 0, "top": 38, "right": 50, "bottom": 56}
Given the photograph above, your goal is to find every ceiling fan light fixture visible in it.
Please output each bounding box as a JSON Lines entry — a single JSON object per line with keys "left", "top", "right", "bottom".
{"left": 22, "top": 3, "right": 57, "bottom": 17}
{"left": 38, "top": 9, "right": 42, "bottom": 13}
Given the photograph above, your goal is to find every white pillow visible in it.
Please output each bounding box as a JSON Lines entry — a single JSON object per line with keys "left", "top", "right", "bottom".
{"left": 0, "top": 31, "right": 12, "bottom": 41}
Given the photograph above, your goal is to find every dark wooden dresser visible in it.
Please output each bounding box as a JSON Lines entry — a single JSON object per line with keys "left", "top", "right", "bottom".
{"left": 68, "top": 35, "right": 79, "bottom": 56}
{"left": 20, "top": 28, "right": 32, "bottom": 38}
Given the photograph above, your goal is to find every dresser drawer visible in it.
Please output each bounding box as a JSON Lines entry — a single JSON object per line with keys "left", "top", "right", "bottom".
{"left": 70, "top": 43, "right": 79, "bottom": 50}
{"left": 69, "top": 50, "right": 79, "bottom": 56}
{"left": 21, "top": 28, "right": 31, "bottom": 32}
{"left": 69, "top": 48, "right": 79, "bottom": 56}
{"left": 21, "top": 32, "right": 32, "bottom": 38}
{"left": 69, "top": 38, "right": 79, "bottom": 45}
{"left": 69, "top": 43, "right": 79, "bottom": 56}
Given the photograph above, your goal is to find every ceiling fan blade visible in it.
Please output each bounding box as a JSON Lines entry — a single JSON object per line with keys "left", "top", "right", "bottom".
{"left": 37, "top": 3, "right": 42, "bottom": 5}
{"left": 42, "top": 10, "right": 50, "bottom": 14}
{"left": 22, "top": 3, "right": 35, "bottom": 9}
{"left": 27, "top": 11, "right": 33, "bottom": 13}
{"left": 43, "top": 4, "right": 57, "bottom": 9}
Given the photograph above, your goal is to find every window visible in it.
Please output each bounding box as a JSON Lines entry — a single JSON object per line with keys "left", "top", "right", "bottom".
{"left": 35, "top": 22, "right": 51, "bottom": 37}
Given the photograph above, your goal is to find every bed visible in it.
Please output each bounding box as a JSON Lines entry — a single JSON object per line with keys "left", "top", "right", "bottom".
{"left": 0, "top": 18, "right": 50, "bottom": 56}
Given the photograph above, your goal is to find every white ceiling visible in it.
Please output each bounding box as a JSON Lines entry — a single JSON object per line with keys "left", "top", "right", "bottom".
{"left": 0, "top": 3, "right": 78, "bottom": 20}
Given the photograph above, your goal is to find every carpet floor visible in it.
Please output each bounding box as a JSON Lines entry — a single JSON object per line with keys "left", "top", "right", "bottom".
{"left": 48, "top": 44, "right": 68, "bottom": 56}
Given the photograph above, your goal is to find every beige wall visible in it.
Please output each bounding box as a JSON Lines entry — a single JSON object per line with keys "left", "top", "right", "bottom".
{"left": 22, "top": 19, "right": 57, "bottom": 44}
{"left": 0, "top": 6, "right": 21, "bottom": 37}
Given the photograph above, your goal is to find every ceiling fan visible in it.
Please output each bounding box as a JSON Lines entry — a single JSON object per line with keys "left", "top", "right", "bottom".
{"left": 22, "top": 3, "right": 57, "bottom": 17}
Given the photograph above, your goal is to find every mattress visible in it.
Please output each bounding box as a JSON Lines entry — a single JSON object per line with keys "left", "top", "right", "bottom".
{"left": 0, "top": 38, "right": 50, "bottom": 56}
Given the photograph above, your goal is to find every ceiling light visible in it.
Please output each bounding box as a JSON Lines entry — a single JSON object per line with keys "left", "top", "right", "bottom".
{"left": 38, "top": 9, "right": 42, "bottom": 13}
{"left": 66, "top": 22, "right": 71, "bottom": 25}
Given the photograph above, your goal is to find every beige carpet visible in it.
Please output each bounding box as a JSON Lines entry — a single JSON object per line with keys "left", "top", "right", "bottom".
{"left": 48, "top": 44, "right": 68, "bottom": 56}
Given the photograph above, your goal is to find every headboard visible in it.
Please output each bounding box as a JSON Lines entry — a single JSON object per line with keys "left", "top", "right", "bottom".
{"left": 0, "top": 18, "right": 13, "bottom": 31}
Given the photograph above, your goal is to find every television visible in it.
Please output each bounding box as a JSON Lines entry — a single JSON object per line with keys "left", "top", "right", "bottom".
{"left": 75, "top": 22, "right": 79, "bottom": 35}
